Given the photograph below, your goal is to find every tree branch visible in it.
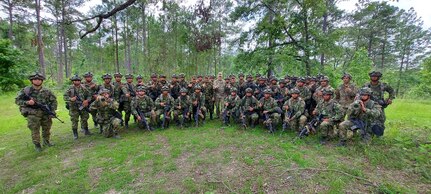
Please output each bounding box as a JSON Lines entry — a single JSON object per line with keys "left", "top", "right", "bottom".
{"left": 68, "top": 0, "right": 137, "bottom": 39}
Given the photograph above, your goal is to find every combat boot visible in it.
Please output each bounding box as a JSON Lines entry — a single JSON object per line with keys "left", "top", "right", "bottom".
{"left": 319, "top": 136, "right": 327, "bottom": 145}
{"left": 43, "top": 139, "right": 54, "bottom": 147}
{"left": 210, "top": 113, "right": 213, "bottom": 120}
{"left": 34, "top": 143, "right": 42, "bottom": 152}
{"left": 83, "top": 128, "right": 92, "bottom": 136}
{"left": 72, "top": 129, "right": 78, "bottom": 140}
{"left": 125, "top": 121, "right": 129, "bottom": 129}
{"left": 99, "top": 126, "right": 103, "bottom": 134}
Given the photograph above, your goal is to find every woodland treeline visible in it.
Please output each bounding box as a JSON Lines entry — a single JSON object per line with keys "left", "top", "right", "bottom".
{"left": 0, "top": 0, "right": 431, "bottom": 98}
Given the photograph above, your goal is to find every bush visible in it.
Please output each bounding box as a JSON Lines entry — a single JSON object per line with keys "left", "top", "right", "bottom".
{"left": 0, "top": 39, "right": 31, "bottom": 92}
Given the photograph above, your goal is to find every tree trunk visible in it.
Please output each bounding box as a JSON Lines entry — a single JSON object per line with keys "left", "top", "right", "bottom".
{"left": 396, "top": 53, "right": 404, "bottom": 96}
{"left": 7, "top": 0, "right": 13, "bottom": 40}
{"left": 367, "top": 33, "right": 373, "bottom": 58}
{"left": 303, "top": 7, "right": 311, "bottom": 75}
{"left": 35, "top": 0, "right": 45, "bottom": 76}
{"left": 56, "top": 16, "right": 64, "bottom": 85}
{"left": 381, "top": 28, "right": 387, "bottom": 68}
{"left": 114, "top": 14, "right": 120, "bottom": 72}
{"left": 320, "top": 0, "right": 329, "bottom": 70}
{"left": 61, "top": 0, "right": 69, "bottom": 78}
{"left": 267, "top": 7, "right": 275, "bottom": 77}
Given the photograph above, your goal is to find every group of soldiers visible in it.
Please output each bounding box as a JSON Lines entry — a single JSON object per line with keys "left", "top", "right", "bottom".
{"left": 16, "top": 70, "right": 395, "bottom": 152}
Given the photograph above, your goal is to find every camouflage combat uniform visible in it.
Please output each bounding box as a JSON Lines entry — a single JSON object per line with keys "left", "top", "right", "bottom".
{"left": 173, "top": 90, "right": 192, "bottom": 127}
{"left": 15, "top": 73, "right": 58, "bottom": 151}
{"left": 82, "top": 72, "right": 99, "bottom": 127}
{"left": 335, "top": 74, "right": 358, "bottom": 113}
{"left": 338, "top": 88, "right": 381, "bottom": 145}
{"left": 283, "top": 89, "right": 307, "bottom": 132}
{"left": 64, "top": 75, "right": 92, "bottom": 139}
{"left": 190, "top": 88, "right": 206, "bottom": 123}
{"left": 314, "top": 89, "right": 343, "bottom": 140}
{"left": 90, "top": 90, "right": 122, "bottom": 138}
{"left": 131, "top": 88, "right": 156, "bottom": 129}
{"left": 222, "top": 88, "right": 242, "bottom": 125}
{"left": 202, "top": 80, "right": 215, "bottom": 119}
{"left": 213, "top": 75, "right": 225, "bottom": 118}
{"left": 259, "top": 90, "right": 281, "bottom": 130}
{"left": 241, "top": 89, "right": 259, "bottom": 127}
{"left": 154, "top": 87, "right": 175, "bottom": 128}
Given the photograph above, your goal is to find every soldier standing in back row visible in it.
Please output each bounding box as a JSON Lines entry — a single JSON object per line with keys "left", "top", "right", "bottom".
{"left": 313, "top": 76, "right": 334, "bottom": 103}
{"left": 363, "top": 71, "right": 395, "bottom": 136}
{"left": 335, "top": 73, "right": 358, "bottom": 114}
{"left": 203, "top": 76, "right": 215, "bottom": 120}
{"left": 147, "top": 73, "right": 159, "bottom": 101}
{"left": 123, "top": 74, "right": 135, "bottom": 128}
{"left": 64, "top": 75, "right": 92, "bottom": 139}
{"left": 82, "top": 72, "right": 99, "bottom": 127}
{"left": 213, "top": 72, "right": 225, "bottom": 119}
{"left": 15, "top": 72, "right": 58, "bottom": 152}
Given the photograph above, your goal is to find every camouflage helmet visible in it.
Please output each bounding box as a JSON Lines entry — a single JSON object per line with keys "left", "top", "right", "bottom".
{"left": 136, "top": 86, "right": 146, "bottom": 92}
{"left": 279, "top": 80, "right": 286, "bottom": 84}
{"left": 255, "top": 73, "right": 261, "bottom": 77}
{"left": 179, "top": 73, "right": 185, "bottom": 78}
{"left": 369, "top": 71, "right": 382, "bottom": 77}
{"left": 136, "top": 74, "right": 143, "bottom": 79}
{"left": 98, "top": 88, "right": 110, "bottom": 95}
{"left": 231, "top": 87, "right": 238, "bottom": 93}
{"left": 28, "top": 72, "right": 46, "bottom": 80}
{"left": 70, "top": 74, "right": 82, "bottom": 81}
{"left": 284, "top": 75, "right": 291, "bottom": 79}
{"left": 342, "top": 73, "right": 352, "bottom": 79}
{"left": 322, "top": 88, "right": 334, "bottom": 95}
{"left": 172, "top": 74, "right": 178, "bottom": 78}
{"left": 125, "top": 74, "right": 134, "bottom": 79}
{"left": 224, "top": 77, "right": 230, "bottom": 81}
{"left": 245, "top": 88, "right": 253, "bottom": 93}
{"left": 290, "top": 76, "right": 298, "bottom": 81}
{"left": 194, "top": 85, "right": 202, "bottom": 90}
{"left": 210, "top": 75, "right": 215, "bottom": 79}
{"left": 159, "top": 74, "right": 166, "bottom": 78}
{"left": 359, "top": 87, "right": 372, "bottom": 95}
{"left": 305, "top": 76, "right": 311, "bottom": 80}
{"left": 264, "top": 89, "right": 273, "bottom": 94}
{"left": 297, "top": 77, "right": 305, "bottom": 83}
{"left": 258, "top": 77, "right": 267, "bottom": 81}
{"left": 197, "top": 75, "right": 203, "bottom": 78}
{"left": 102, "top": 73, "right": 112, "bottom": 79}
{"left": 290, "top": 88, "right": 300, "bottom": 94}
{"left": 238, "top": 73, "right": 244, "bottom": 77}
{"left": 246, "top": 74, "right": 253, "bottom": 79}
{"left": 83, "top": 72, "right": 93, "bottom": 77}
{"left": 150, "top": 73, "right": 158, "bottom": 78}
{"left": 114, "top": 72, "right": 122, "bottom": 78}
{"left": 270, "top": 77, "right": 278, "bottom": 82}
{"left": 180, "top": 87, "right": 188, "bottom": 93}
{"left": 161, "top": 86, "right": 169, "bottom": 91}
{"left": 320, "top": 76, "right": 329, "bottom": 82}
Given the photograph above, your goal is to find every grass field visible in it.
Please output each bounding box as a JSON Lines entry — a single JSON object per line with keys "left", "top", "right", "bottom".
{"left": 0, "top": 92, "right": 430, "bottom": 193}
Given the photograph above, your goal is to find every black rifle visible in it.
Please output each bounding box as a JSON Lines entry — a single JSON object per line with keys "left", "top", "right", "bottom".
{"left": 74, "top": 90, "right": 90, "bottom": 113}
{"left": 298, "top": 114, "right": 324, "bottom": 138}
{"left": 194, "top": 103, "right": 200, "bottom": 127}
{"left": 264, "top": 112, "right": 274, "bottom": 133}
{"left": 282, "top": 109, "right": 293, "bottom": 132}
{"left": 222, "top": 104, "right": 229, "bottom": 125}
{"left": 162, "top": 105, "right": 171, "bottom": 129}
{"left": 239, "top": 108, "right": 247, "bottom": 129}
{"left": 136, "top": 107, "right": 151, "bottom": 131}
{"left": 22, "top": 94, "right": 64, "bottom": 123}
{"left": 127, "top": 83, "right": 136, "bottom": 97}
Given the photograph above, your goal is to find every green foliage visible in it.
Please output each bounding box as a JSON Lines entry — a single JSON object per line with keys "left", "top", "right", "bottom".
{"left": 0, "top": 39, "right": 31, "bottom": 92}
{"left": 343, "top": 48, "right": 373, "bottom": 86}
{"left": 410, "top": 56, "right": 431, "bottom": 98}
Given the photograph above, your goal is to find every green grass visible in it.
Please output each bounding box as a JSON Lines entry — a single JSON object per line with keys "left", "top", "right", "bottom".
{"left": 0, "top": 92, "right": 430, "bottom": 193}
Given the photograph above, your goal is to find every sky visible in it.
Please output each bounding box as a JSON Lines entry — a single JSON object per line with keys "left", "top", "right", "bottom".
{"left": 77, "top": 0, "right": 431, "bottom": 28}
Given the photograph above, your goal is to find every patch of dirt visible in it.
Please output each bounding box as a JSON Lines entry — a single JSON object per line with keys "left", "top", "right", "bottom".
{"left": 88, "top": 167, "right": 103, "bottom": 188}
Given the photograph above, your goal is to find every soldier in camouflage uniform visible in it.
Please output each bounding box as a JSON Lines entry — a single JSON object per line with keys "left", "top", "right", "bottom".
{"left": 173, "top": 88, "right": 192, "bottom": 128}
{"left": 295, "top": 77, "right": 311, "bottom": 115}
{"left": 64, "top": 75, "right": 92, "bottom": 139}
{"left": 170, "top": 74, "right": 181, "bottom": 99}
{"left": 241, "top": 88, "right": 259, "bottom": 128}
{"left": 255, "top": 77, "right": 267, "bottom": 100}
{"left": 244, "top": 74, "right": 257, "bottom": 95}
{"left": 222, "top": 87, "right": 242, "bottom": 125}
{"left": 224, "top": 77, "right": 233, "bottom": 97}
{"left": 312, "top": 88, "right": 343, "bottom": 144}
{"left": 135, "top": 75, "right": 145, "bottom": 88}
{"left": 123, "top": 74, "right": 135, "bottom": 128}
{"left": 99, "top": 73, "right": 115, "bottom": 98}
{"left": 283, "top": 88, "right": 307, "bottom": 132}
{"left": 90, "top": 89, "right": 122, "bottom": 138}
{"left": 131, "top": 86, "right": 155, "bottom": 131}
{"left": 238, "top": 73, "right": 246, "bottom": 98}
{"left": 191, "top": 85, "right": 206, "bottom": 125}
{"left": 363, "top": 71, "right": 395, "bottom": 136}
{"left": 113, "top": 73, "right": 130, "bottom": 124}
{"left": 313, "top": 76, "right": 335, "bottom": 103}
{"left": 82, "top": 72, "right": 99, "bottom": 127}
{"left": 147, "top": 73, "right": 160, "bottom": 101}
{"left": 335, "top": 73, "right": 358, "bottom": 114}
{"left": 155, "top": 86, "right": 175, "bottom": 128}
{"left": 338, "top": 87, "right": 381, "bottom": 146}
{"left": 202, "top": 76, "right": 215, "bottom": 119}
{"left": 259, "top": 89, "right": 281, "bottom": 133}
{"left": 213, "top": 72, "right": 225, "bottom": 119}
{"left": 178, "top": 73, "right": 188, "bottom": 89}
{"left": 15, "top": 72, "right": 58, "bottom": 152}
{"left": 270, "top": 78, "right": 283, "bottom": 108}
